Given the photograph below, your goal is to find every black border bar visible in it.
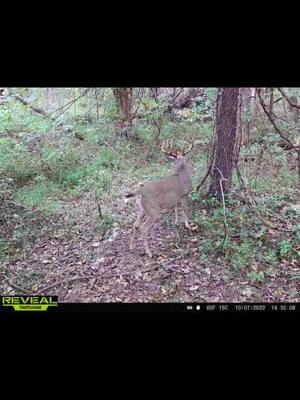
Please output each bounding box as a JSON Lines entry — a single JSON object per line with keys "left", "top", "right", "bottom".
{"left": 0, "top": 299, "right": 299, "bottom": 313}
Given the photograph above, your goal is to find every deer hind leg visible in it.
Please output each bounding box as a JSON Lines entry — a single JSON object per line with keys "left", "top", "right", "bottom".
{"left": 130, "top": 197, "right": 145, "bottom": 252}
{"left": 181, "top": 197, "right": 191, "bottom": 230}
{"left": 140, "top": 215, "right": 157, "bottom": 258}
{"left": 130, "top": 210, "right": 145, "bottom": 251}
{"left": 174, "top": 206, "right": 179, "bottom": 225}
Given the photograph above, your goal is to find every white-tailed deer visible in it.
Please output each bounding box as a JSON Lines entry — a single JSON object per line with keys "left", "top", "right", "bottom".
{"left": 124, "top": 139, "right": 193, "bottom": 258}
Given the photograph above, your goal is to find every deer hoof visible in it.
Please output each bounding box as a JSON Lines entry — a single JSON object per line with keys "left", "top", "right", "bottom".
{"left": 130, "top": 243, "right": 136, "bottom": 252}
{"left": 146, "top": 250, "right": 153, "bottom": 258}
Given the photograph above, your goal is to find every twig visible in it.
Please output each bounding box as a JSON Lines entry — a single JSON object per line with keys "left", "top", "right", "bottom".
{"left": 277, "top": 88, "right": 300, "bottom": 110}
{"left": 36, "top": 266, "right": 162, "bottom": 295}
{"left": 196, "top": 120, "right": 217, "bottom": 192}
{"left": 273, "top": 97, "right": 282, "bottom": 105}
{"left": 215, "top": 167, "right": 228, "bottom": 247}
{"left": 130, "top": 102, "right": 141, "bottom": 123}
{"left": 234, "top": 166, "right": 293, "bottom": 232}
{"left": 196, "top": 144, "right": 215, "bottom": 191}
{"left": 145, "top": 129, "right": 162, "bottom": 159}
{"left": 36, "top": 275, "right": 98, "bottom": 294}
{"left": 261, "top": 100, "right": 300, "bottom": 133}
{"left": 95, "top": 196, "right": 103, "bottom": 219}
{"left": 196, "top": 162, "right": 213, "bottom": 191}
{"left": 2, "top": 277, "right": 32, "bottom": 295}
{"left": 101, "top": 139, "right": 128, "bottom": 164}
{"left": 49, "top": 89, "right": 90, "bottom": 119}
{"left": 256, "top": 89, "right": 299, "bottom": 151}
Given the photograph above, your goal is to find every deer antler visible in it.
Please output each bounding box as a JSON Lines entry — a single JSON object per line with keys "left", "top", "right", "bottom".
{"left": 182, "top": 139, "right": 194, "bottom": 156}
{"left": 161, "top": 139, "right": 177, "bottom": 158}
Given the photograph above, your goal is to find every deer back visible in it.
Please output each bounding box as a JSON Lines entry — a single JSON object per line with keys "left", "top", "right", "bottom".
{"left": 139, "top": 157, "right": 191, "bottom": 212}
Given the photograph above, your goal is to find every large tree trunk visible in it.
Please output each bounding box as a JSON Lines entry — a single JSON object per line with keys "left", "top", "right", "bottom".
{"left": 208, "top": 87, "right": 241, "bottom": 199}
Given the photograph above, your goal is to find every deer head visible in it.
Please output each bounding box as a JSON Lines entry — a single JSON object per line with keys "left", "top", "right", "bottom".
{"left": 160, "top": 139, "right": 193, "bottom": 195}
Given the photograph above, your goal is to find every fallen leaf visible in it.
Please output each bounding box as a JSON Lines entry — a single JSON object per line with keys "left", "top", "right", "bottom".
{"left": 251, "top": 264, "right": 258, "bottom": 273}
{"left": 134, "top": 270, "right": 143, "bottom": 279}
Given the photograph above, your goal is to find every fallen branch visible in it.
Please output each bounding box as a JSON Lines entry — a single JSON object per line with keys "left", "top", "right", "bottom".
{"left": 14, "top": 96, "right": 48, "bottom": 117}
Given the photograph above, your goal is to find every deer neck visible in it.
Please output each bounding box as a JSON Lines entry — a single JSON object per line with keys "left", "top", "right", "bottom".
{"left": 176, "top": 167, "right": 192, "bottom": 196}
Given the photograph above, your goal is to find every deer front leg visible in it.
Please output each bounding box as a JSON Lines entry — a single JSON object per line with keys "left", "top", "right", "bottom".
{"left": 181, "top": 197, "right": 191, "bottom": 230}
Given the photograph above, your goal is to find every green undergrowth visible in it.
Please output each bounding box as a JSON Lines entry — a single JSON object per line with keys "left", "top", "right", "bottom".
{"left": 191, "top": 195, "right": 300, "bottom": 282}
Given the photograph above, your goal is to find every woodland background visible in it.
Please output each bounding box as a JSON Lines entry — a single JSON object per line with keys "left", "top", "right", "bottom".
{"left": 0, "top": 87, "right": 299, "bottom": 302}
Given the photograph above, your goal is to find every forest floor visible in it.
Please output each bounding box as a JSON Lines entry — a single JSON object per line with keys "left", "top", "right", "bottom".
{"left": 1, "top": 190, "right": 299, "bottom": 303}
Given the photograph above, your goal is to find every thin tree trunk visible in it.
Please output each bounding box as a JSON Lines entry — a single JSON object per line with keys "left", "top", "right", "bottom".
{"left": 112, "top": 88, "right": 134, "bottom": 136}
{"left": 74, "top": 88, "right": 77, "bottom": 117}
{"left": 282, "top": 97, "right": 287, "bottom": 118}
{"left": 290, "top": 96, "right": 299, "bottom": 123}
{"left": 269, "top": 88, "right": 274, "bottom": 112}
{"left": 243, "top": 88, "right": 255, "bottom": 142}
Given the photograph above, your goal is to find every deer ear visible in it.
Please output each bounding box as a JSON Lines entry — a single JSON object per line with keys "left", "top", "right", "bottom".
{"left": 166, "top": 155, "right": 177, "bottom": 161}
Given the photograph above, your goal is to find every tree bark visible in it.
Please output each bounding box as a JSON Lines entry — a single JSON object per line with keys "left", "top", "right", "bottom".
{"left": 208, "top": 88, "right": 241, "bottom": 200}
